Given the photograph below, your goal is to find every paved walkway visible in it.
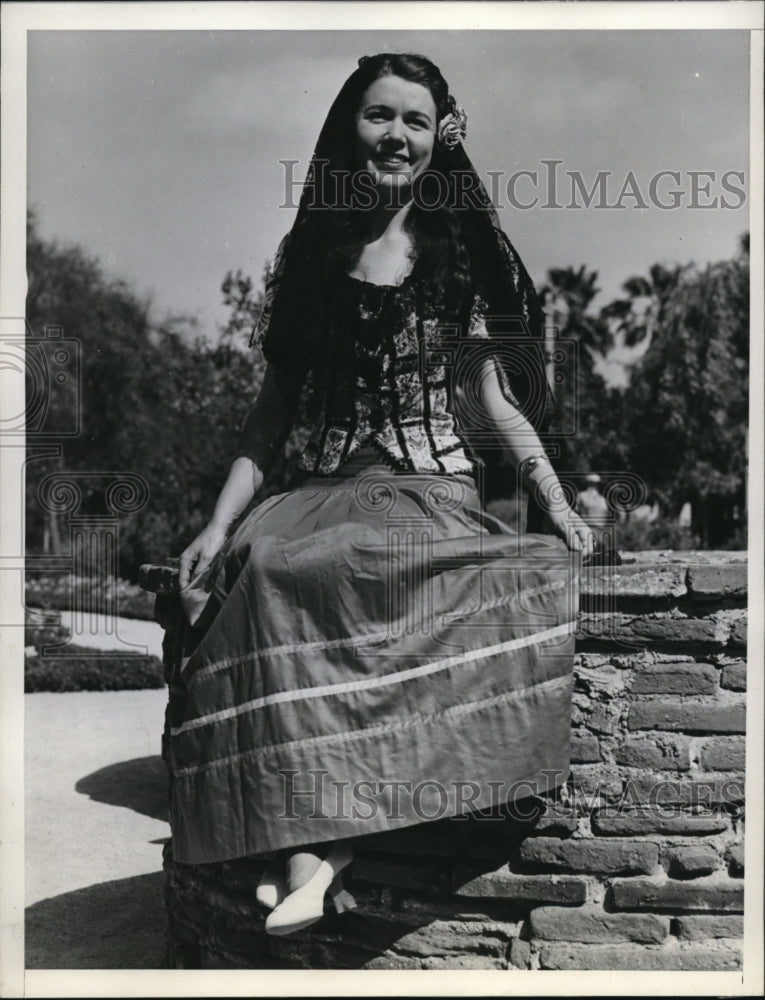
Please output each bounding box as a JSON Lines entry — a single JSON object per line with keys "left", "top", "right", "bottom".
{"left": 25, "top": 688, "right": 170, "bottom": 968}
{"left": 58, "top": 612, "right": 164, "bottom": 658}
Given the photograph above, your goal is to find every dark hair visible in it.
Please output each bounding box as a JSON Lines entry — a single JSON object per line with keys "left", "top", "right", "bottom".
{"left": 288, "top": 52, "right": 474, "bottom": 319}
{"left": 261, "top": 54, "right": 562, "bottom": 526}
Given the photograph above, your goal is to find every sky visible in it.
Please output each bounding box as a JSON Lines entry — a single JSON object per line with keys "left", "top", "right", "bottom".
{"left": 27, "top": 28, "right": 750, "bottom": 381}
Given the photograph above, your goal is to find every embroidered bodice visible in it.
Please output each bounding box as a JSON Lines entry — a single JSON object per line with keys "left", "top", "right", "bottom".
{"left": 298, "top": 271, "right": 488, "bottom": 476}
{"left": 238, "top": 235, "right": 519, "bottom": 478}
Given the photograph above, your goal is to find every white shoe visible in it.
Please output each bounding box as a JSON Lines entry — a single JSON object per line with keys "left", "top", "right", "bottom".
{"left": 264, "top": 841, "right": 354, "bottom": 936}
{"left": 255, "top": 857, "right": 287, "bottom": 910}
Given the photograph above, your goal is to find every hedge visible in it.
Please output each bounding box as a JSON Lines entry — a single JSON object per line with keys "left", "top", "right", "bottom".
{"left": 25, "top": 645, "right": 165, "bottom": 693}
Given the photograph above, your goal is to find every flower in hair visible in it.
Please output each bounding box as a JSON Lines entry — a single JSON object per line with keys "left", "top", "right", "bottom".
{"left": 437, "top": 99, "right": 467, "bottom": 150}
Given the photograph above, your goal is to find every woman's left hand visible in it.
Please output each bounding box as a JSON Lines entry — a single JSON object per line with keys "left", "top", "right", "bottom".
{"left": 545, "top": 506, "right": 597, "bottom": 558}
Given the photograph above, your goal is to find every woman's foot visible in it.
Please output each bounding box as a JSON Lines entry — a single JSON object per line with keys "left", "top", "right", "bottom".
{"left": 255, "top": 855, "right": 287, "bottom": 910}
{"left": 264, "top": 840, "right": 354, "bottom": 937}
{"left": 286, "top": 849, "right": 324, "bottom": 894}
{"left": 257, "top": 846, "right": 325, "bottom": 910}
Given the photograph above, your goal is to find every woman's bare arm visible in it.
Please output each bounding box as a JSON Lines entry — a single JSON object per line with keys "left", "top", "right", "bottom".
{"left": 179, "top": 363, "right": 303, "bottom": 588}
{"left": 476, "top": 356, "right": 595, "bottom": 555}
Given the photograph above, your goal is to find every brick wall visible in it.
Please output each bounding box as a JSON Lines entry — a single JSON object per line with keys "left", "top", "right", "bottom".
{"left": 140, "top": 552, "right": 746, "bottom": 970}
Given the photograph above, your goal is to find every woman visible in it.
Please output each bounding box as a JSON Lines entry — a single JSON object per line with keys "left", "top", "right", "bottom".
{"left": 177, "top": 53, "right": 595, "bottom": 937}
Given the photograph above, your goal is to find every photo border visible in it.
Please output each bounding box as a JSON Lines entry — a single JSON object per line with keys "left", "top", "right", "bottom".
{"left": 1, "top": 3, "right": 762, "bottom": 997}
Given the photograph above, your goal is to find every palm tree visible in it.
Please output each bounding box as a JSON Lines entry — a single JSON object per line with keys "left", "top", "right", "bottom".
{"left": 602, "top": 262, "right": 688, "bottom": 354}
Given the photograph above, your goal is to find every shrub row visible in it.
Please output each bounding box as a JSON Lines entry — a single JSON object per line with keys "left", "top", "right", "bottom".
{"left": 25, "top": 645, "right": 165, "bottom": 692}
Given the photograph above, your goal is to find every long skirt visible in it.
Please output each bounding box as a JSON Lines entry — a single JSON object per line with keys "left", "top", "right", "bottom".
{"left": 170, "top": 459, "right": 579, "bottom": 864}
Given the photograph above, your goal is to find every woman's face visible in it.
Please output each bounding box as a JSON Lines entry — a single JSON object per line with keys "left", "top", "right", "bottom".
{"left": 354, "top": 74, "right": 437, "bottom": 196}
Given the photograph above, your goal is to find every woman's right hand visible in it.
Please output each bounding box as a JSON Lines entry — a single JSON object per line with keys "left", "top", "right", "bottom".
{"left": 179, "top": 522, "right": 228, "bottom": 590}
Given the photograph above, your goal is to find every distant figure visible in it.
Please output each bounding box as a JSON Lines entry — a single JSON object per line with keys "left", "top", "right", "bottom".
{"left": 631, "top": 493, "right": 660, "bottom": 523}
{"left": 576, "top": 473, "right": 609, "bottom": 524}
{"left": 678, "top": 501, "right": 692, "bottom": 528}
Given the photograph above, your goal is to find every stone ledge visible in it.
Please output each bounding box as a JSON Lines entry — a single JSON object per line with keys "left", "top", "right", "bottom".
{"left": 621, "top": 551, "right": 746, "bottom": 565}
{"left": 139, "top": 552, "right": 749, "bottom": 600}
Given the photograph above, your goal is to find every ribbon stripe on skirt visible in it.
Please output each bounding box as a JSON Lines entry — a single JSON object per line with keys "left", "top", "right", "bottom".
{"left": 172, "top": 462, "right": 578, "bottom": 863}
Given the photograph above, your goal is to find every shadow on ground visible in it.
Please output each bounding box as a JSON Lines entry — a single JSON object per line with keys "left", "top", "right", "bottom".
{"left": 75, "top": 755, "right": 169, "bottom": 822}
{"left": 26, "top": 872, "right": 166, "bottom": 968}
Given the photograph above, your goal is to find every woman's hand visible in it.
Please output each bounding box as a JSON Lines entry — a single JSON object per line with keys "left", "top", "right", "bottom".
{"left": 522, "top": 459, "right": 596, "bottom": 558}
{"left": 179, "top": 522, "right": 228, "bottom": 590}
{"left": 544, "top": 506, "right": 597, "bottom": 558}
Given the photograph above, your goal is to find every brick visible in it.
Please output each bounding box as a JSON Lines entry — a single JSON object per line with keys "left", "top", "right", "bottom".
{"left": 466, "top": 839, "right": 518, "bottom": 862}
{"left": 633, "top": 618, "right": 723, "bottom": 644}
{"left": 687, "top": 565, "right": 747, "bottom": 600}
{"left": 628, "top": 699, "right": 745, "bottom": 733}
{"left": 610, "top": 876, "right": 744, "bottom": 913}
{"left": 591, "top": 809, "right": 729, "bottom": 837}
{"left": 352, "top": 857, "right": 450, "bottom": 893}
{"left": 625, "top": 776, "right": 744, "bottom": 809}
{"left": 472, "top": 808, "right": 579, "bottom": 861}
{"left": 519, "top": 838, "right": 658, "bottom": 875}
{"left": 698, "top": 737, "right": 745, "bottom": 771}
{"left": 578, "top": 615, "right": 720, "bottom": 647}
{"left": 418, "top": 954, "right": 503, "bottom": 970}
{"left": 570, "top": 734, "right": 602, "bottom": 763}
{"left": 569, "top": 765, "right": 623, "bottom": 800}
{"left": 614, "top": 735, "right": 691, "bottom": 771}
{"left": 571, "top": 698, "right": 621, "bottom": 736}
{"left": 452, "top": 869, "right": 586, "bottom": 905}
{"left": 629, "top": 662, "right": 717, "bottom": 695}
{"left": 266, "top": 936, "right": 314, "bottom": 967}
{"left": 574, "top": 664, "right": 625, "bottom": 697}
{"left": 209, "top": 923, "right": 270, "bottom": 958}
{"left": 721, "top": 661, "right": 746, "bottom": 690}
{"left": 383, "top": 918, "right": 513, "bottom": 959}
{"left": 729, "top": 616, "right": 747, "bottom": 649}
{"left": 364, "top": 823, "right": 462, "bottom": 858}
{"left": 581, "top": 564, "right": 687, "bottom": 599}
{"left": 664, "top": 844, "right": 720, "bottom": 879}
{"left": 538, "top": 941, "right": 741, "bottom": 970}
{"left": 394, "top": 894, "right": 513, "bottom": 924}
{"left": 531, "top": 807, "right": 579, "bottom": 837}
{"left": 508, "top": 937, "right": 531, "bottom": 969}
{"left": 530, "top": 906, "right": 669, "bottom": 943}
{"left": 364, "top": 954, "right": 422, "bottom": 970}
{"left": 674, "top": 915, "right": 744, "bottom": 941}
{"left": 727, "top": 841, "right": 744, "bottom": 878}
{"left": 611, "top": 652, "right": 695, "bottom": 668}
{"left": 200, "top": 946, "right": 249, "bottom": 970}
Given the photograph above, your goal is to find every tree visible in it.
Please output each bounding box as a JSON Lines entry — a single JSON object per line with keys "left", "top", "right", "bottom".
{"left": 25, "top": 213, "right": 253, "bottom": 576}
{"left": 26, "top": 211, "right": 173, "bottom": 565}
{"left": 538, "top": 265, "right": 622, "bottom": 474}
{"left": 619, "top": 236, "right": 749, "bottom": 546}
{"left": 603, "top": 262, "right": 688, "bottom": 352}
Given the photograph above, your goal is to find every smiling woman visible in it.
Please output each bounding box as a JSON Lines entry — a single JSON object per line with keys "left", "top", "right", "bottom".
{"left": 355, "top": 75, "right": 437, "bottom": 186}
{"left": 172, "top": 51, "right": 591, "bottom": 941}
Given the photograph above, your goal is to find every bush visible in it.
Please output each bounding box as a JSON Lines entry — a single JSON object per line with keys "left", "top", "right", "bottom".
{"left": 25, "top": 644, "right": 165, "bottom": 693}
{"left": 24, "top": 605, "right": 71, "bottom": 650}
{"left": 25, "top": 575, "right": 156, "bottom": 620}
{"left": 613, "top": 516, "right": 696, "bottom": 552}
